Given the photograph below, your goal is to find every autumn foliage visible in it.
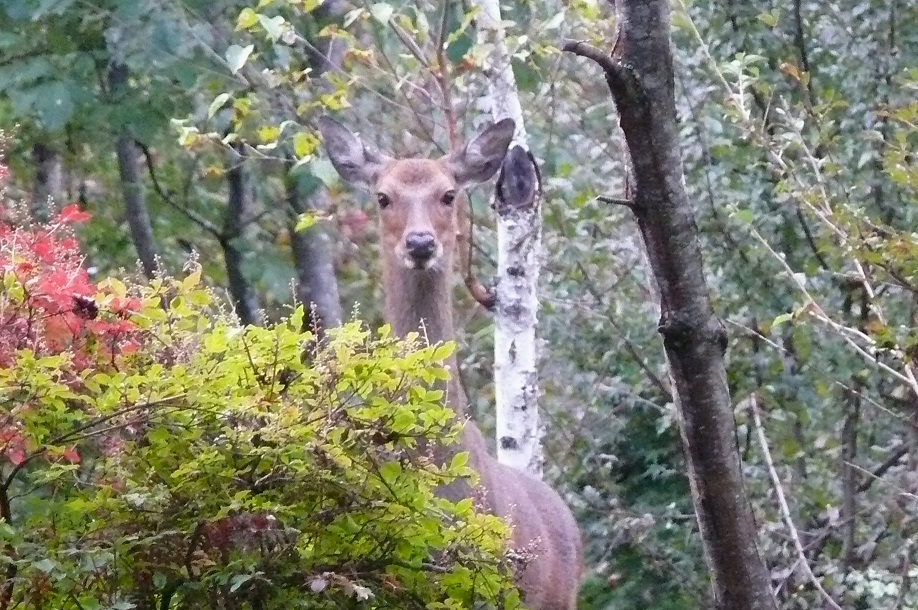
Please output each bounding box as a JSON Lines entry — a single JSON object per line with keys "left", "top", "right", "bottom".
{"left": 0, "top": 198, "right": 145, "bottom": 470}
{"left": 0, "top": 202, "right": 141, "bottom": 370}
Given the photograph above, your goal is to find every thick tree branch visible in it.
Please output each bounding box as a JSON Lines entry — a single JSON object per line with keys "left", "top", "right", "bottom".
{"left": 564, "top": 3, "right": 776, "bottom": 608}
{"left": 561, "top": 40, "right": 648, "bottom": 117}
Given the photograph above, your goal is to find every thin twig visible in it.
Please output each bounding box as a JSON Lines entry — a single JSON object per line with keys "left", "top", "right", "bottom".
{"left": 574, "top": 261, "right": 671, "bottom": 398}
{"left": 856, "top": 443, "right": 908, "bottom": 493}
{"left": 747, "top": 224, "right": 918, "bottom": 392}
{"left": 463, "top": 194, "right": 496, "bottom": 310}
{"left": 846, "top": 462, "right": 918, "bottom": 500}
{"left": 750, "top": 394, "right": 844, "bottom": 610}
{"left": 2, "top": 395, "right": 184, "bottom": 491}
{"left": 134, "top": 141, "right": 222, "bottom": 237}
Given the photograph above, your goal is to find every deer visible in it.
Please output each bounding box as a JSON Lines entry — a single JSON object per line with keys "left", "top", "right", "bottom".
{"left": 316, "top": 116, "right": 583, "bottom": 610}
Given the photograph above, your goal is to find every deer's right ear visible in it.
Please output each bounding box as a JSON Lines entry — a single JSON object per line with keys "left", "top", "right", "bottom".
{"left": 316, "top": 116, "right": 390, "bottom": 191}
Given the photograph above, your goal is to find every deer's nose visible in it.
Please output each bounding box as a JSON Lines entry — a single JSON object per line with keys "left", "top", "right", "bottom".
{"left": 405, "top": 231, "right": 437, "bottom": 261}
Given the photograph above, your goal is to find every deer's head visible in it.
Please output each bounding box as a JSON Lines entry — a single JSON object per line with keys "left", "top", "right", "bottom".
{"left": 317, "top": 117, "right": 515, "bottom": 271}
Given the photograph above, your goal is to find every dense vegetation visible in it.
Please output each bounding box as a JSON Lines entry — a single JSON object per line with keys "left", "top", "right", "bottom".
{"left": 1, "top": 0, "right": 917, "bottom": 608}
{"left": 0, "top": 203, "right": 518, "bottom": 608}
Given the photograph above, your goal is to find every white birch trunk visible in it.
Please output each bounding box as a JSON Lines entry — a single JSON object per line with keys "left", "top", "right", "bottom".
{"left": 471, "top": 0, "right": 543, "bottom": 477}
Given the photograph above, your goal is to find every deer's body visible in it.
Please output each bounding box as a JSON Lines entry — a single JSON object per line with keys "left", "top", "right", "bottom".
{"left": 318, "top": 117, "right": 583, "bottom": 609}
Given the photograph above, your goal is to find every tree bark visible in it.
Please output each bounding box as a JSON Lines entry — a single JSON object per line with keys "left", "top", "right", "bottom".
{"left": 285, "top": 0, "right": 347, "bottom": 335}
{"left": 222, "top": 145, "right": 262, "bottom": 326}
{"left": 286, "top": 168, "right": 342, "bottom": 332}
{"left": 109, "top": 62, "right": 159, "bottom": 279}
{"left": 471, "top": 0, "right": 544, "bottom": 477}
{"left": 564, "top": 1, "right": 777, "bottom": 608}
{"left": 31, "top": 141, "right": 64, "bottom": 221}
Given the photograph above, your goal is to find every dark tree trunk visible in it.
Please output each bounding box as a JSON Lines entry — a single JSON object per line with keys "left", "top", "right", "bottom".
{"left": 840, "top": 286, "right": 867, "bottom": 570}
{"left": 109, "top": 62, "right": 159, "bottom": 279}
{"left": 283, "top": 0, "right": 346, "bottom": 334}
{"left": 564, "top": 1, "right": 777, "bottom": 609}
{"left": 286, "top": 168, "right": 342, "bottom": 332}
{"left": 31, "top": 141, "right": 64, "bottom": 220}
{"left": 221, "top": 145, "right": 261, "bottom": 326}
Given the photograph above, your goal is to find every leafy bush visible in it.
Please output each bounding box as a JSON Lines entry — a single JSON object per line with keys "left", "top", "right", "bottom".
{"left": 0, "top": 198, "right": 518, "bottom": 609}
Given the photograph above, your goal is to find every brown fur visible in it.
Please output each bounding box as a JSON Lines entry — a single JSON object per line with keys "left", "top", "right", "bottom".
{"left": 318, "top": 118, "right": 584, "bottom": 609}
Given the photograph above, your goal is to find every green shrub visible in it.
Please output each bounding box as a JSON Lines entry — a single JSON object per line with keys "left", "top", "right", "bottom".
{"left": 0, "top": 207, "right": 518, "bottom": 609}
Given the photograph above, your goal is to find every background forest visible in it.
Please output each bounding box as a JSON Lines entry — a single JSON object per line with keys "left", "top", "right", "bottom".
{"left": 1, "top": 0, "right": 917, "bottom": 608}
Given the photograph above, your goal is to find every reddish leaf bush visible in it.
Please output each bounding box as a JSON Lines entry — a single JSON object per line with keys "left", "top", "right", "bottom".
{"left": 0, "top": 201, "right": 142, "bottom": 372}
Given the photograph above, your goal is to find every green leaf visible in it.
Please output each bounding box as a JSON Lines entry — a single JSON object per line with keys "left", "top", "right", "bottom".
{"left": 733, "top": 208, "right": 754, "bottom": 224}
{"left": 29, "top": 80, "right": 75, "bottom": 131}
{"left": 33, "top": 558, "right": 59, "bottom": 573}
{"left": 771, "top": 312, "right": 794, "bottom": 329}
{"left": 230, "top": 573, "right": 253, "bottom": 592}
{"left": 369, "top": 2, "right": 394, "bottom": 24}
{"left": 543, "top": 10, "right": 565, "bottom": 30}
{"left": 312, "top": 157, "right": 339, "bottom": 187}
{"left": 757, "top": 9, "right": 780, "bottom": 27}
{"left": 33, "top": 0, "right": 76, "bottom": 19}
{"left": 431, "top": 342, "right": 455, "bottom": 361}
{"left": 225, "top": 44, "right": 254, "bottom": 74}
{"left": 208, "top": 93, "right": 231, "bottom": 118}
{"left": 257, "top": 124, "right": 281, "bottom": 144}
{"left": 293, "top": 131, "right": 318, "bottom": 158}
{"left": 237, "top": 8, "right": 258, "bottom": 30}
{"left": 670, "top": 10, "right": 692, "bottom": 33}
{"left": 258, "top": 14, "right": 286, "bottom": 41}
{"left": 294, "top": 212, "right": 318, "bottom": 232}
{"left": 379, "top": 460, "right": 402, "bottom": 483}
{"left": 392, "top": 409, "right": 415, "bottom": 433}
{"left": 450, "top": 451, "right": 469, "bottom": 471}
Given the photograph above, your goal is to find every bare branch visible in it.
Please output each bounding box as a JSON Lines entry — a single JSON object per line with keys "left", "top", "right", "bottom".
{"left": 857, "top": 443, "right": 908, "bottom": 494}
{"left": 135, "top": 140, "right": 222, "bottom": 238}
{"left": 750, "top": 395, "right": 844, "bottom": 610}
{"left": 596, "top": 195, "right": 634, "bottom": 208}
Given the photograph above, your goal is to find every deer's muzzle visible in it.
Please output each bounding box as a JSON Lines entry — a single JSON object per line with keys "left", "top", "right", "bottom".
{"left": 404, "top": 231, "right": 438, "bottom": 267}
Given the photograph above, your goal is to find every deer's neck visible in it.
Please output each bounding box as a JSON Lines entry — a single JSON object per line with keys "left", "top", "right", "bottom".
{"left": 382, "top": 258, "right": 464, "bottom": 417}
{"left": 381, "top": 256, "right": 493, "bottom": 506}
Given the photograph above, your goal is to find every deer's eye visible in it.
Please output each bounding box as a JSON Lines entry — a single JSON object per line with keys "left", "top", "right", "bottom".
{"left": 377, "top": 193, "right": 392, "bottom": 209}
{"left": 441, "top": 190, "right": 456, "bottom": 206}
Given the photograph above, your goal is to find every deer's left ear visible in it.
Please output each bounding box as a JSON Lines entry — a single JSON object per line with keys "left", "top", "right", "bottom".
{"left": 443, "top": 118, "right": 516, "bottom": 188}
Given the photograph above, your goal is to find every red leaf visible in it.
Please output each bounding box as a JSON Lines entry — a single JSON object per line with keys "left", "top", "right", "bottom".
{"left": 6, "top": 446, "right": 25, "bottom": 466}
{"left": 59, "top": 204, "right": 91, "bottom": 224}
{"left": 63, "top": 447, "right": 80, "bottom": 464}
{"left": 32, "top": 234, "right": 56, "bottom": 261}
